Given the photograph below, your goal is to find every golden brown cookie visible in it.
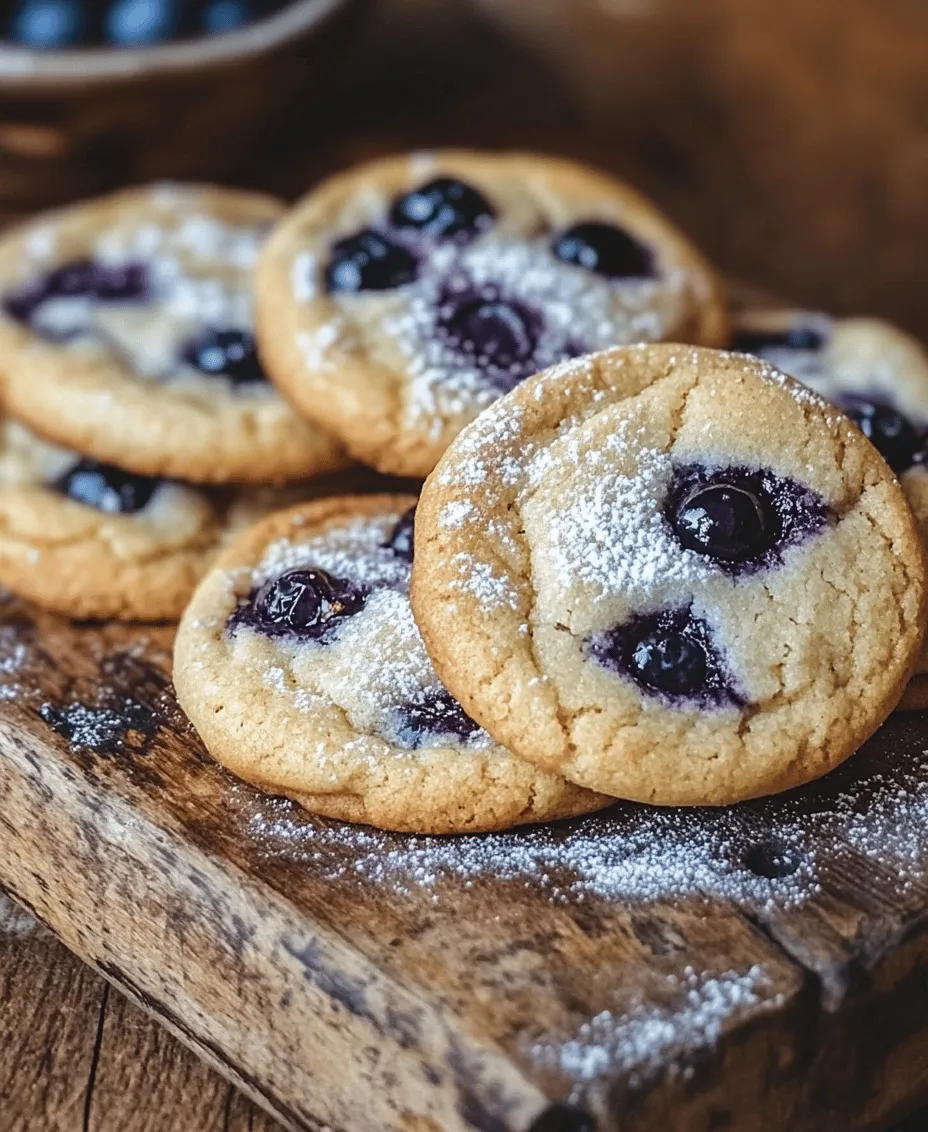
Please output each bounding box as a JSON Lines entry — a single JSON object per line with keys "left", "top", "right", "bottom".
{"left": 0, "top": 422, "right": 388, "bottom": 622}
{"left": 411, "top": 345, "right": 927, "bottom": 805}
{"left": 173, "top": 495, "right": 610, "bottom": 833}
{"left": 257, "top": 151, "right": 727, "bottom": 477}
{"left": 0, "top": 183, "right": 348, "bottom": 485}
{"left": 732, "top": 308, "right": 928, "bottom": 697}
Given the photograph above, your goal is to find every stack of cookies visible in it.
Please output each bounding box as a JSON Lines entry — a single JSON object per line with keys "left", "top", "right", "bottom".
{"left": 1, "top": 153, "right": 926, "bottom": 832}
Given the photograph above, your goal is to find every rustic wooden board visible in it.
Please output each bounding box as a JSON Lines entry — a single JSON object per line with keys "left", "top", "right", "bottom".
{"left": 1, "top": 592, "right": 928, "bottom": 1132}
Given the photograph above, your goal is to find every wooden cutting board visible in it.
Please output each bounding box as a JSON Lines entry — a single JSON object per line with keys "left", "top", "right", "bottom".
{"left": 0, "top": 591, "right": 928, "bottom": 1132}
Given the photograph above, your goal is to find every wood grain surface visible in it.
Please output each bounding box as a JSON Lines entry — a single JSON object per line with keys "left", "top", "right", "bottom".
{"left": 0, "top": 590, "right": 928, "bottom": 1132}
{"left": 0, "top": 891, "right": 282, "bottom": 1131}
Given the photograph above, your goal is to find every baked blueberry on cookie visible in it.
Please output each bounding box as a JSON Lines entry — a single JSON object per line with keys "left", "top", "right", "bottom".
{"left": 0, "top": 422, "right": 381, "bottom": 621}
{"left": 732, "top": 309, "right": 928, "bottom": 708}
{"left": 256, "top": 151, "right": 727, "bottom": 477}
{"left": 173, "top": 495, "right": 608, "bottom": 833}
{"left": 0, "top": 184, "right": 347, "bottom": 484}
{"left": 411, "top": 345, "right": 927, "bottom": 804}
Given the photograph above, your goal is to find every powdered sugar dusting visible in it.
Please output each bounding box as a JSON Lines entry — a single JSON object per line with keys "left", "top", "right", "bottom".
{"left": 234, "top": 512, "right": 493, "bottom": 752}
{"left": 381, "top": 238, "right": 684, "bottom": 431}
{"left": 530, "top": 965, "right": 780, "bottom": 1092}
{"left": 19, "top": 190, "right": 277, "bottom": 401}
{"left": 540, "top": 427, "right": 715, "bottom": 606}
{"left": 243, "top": 718, "right": 928, "bottom": 915}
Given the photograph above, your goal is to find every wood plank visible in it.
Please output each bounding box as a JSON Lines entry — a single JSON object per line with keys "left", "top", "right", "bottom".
{"left": 2, "top": 595, "right": 928, "bottom": 1130}
{"left": 0, "top": 890, "right": 281, "bottom": 1132}
{"left": 0, "top": 896, "right": 102, "bottom": 1132}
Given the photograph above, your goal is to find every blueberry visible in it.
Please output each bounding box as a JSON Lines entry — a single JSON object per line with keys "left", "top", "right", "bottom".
{"left": 239, "top": 568, "right": 365, "bottom": 639}
{"left": 324, "top": 229, "right": 418, "bottom": 293}
{"left": 743, "top": 840, "right": 800, "bottom": 879}
{"left": 665, "top": 465, "right": 829, "bottom": 576}
{"left": 673, "top": 483, "right": 778, "bottom": 563}
{"left": 437, "top": 286, "right": 540, "bottom": 385}
{"left": 395, "top": 686, "right": 480, "bottom": 747}
{"left": 730, "top": 325, "right": 826, "bottom": 354}
{"left": 8, "top": 0, "right": 89, "bottom": 48}
{"left": 389, "top": 177, "right": 495, "bottom": 242}
{"left": 200, "top": 0, "right": 253, "bottom": 32}
{"left": 841, "top": 398, "right": 922, "bottom": 475}
{"left": 587, "top": 607, "right": 743, "bottom": 708}
{"left": 103, "top": 0, "right": 185, "bottom": 46}
{"left": 4, "top": 259, "right": 148, "bottom": 326}
{"left": 552, "top": 222, "right": 655, "bottom": 280}
{"left": 384, "top": 506, "right": 416, "bottom": 562}
{"left": 54, "top": 460, "right": 160, "bottom": 515}
{"left": 630, "top": 625, "right": 708, "bottom": 696}
{"left": 182, "top": 328, "right": 265, "bottom": 385}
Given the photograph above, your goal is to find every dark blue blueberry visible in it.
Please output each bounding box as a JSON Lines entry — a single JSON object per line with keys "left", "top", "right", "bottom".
{"left": 54, "top": 459, "right": 160, "bottom": 515}
{"left": 673, "top": 483, "right": 777, "bottom": 563}
{"left": 4, "top": 259, "right": 148, "bottom": 327}
{"left": 200, "top": 0, "right": 253, "bottom": 32}
{"left": 587, "top": 606, "right": 743, "bottom": 708}
{"left": 324, "top": 229, "right": 418, "bottom": 293}
{"left": 743, "top": 840, "right": 800, "bottom": 879}
{"left": 182, "top": 328, "right": 265, "bottom": 385}
{"left": 8, "top": 0, "right": 89, "bottom": 48}
{"left": 231, "top": 568, "right": 365, "bottom": 640}
{"left": 384, "top": 506, "right": 415, "bottom": 562}
{"left": 103, "top": 0, "right": 186, "bottom": 46}
{"left": 665, "top": 464, "right": 829, "bottom": 576}
{"left": 840, "top": 397, "right": 923, "bottom": 475}
{"left": 730, "top": 325, "right": 826, "bottom": 354}
{"left": 394, "top": 686, "right": 480, "bottom": 748}
{"left": 389, "top": 177, "right": 494, "bottom": 242}
{"left": 553, "top": 221, "right": 655, "bottom": 280}
{"left": 436, "top": 283, "right": 542, "bottom": 389}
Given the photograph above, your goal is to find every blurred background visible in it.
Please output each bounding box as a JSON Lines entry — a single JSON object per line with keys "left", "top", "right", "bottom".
{"left": 0, "top": 0, "right": 925, "bottom": 334}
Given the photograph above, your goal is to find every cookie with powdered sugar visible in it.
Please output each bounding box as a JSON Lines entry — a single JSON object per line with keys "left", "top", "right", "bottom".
{"left": 174, "top": 495, "right": 609, "bottom": 833}
{"left": 256, "top": 151, "right": 727, "bottom": 478}
{"left": 0, "top": 184, "right": 348, "bottom": 484}
{"left": 731, "top": 309, "right": 928, "bottom": 709}
{"left": 0, "top": 422, "right": 385, "bottom": 622}
{"left": 411, "top": 344, "right": 927, "bottom": 805}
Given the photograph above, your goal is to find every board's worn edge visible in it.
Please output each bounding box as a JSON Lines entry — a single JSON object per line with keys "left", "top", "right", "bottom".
{"left": 0, "top": 716, "right": 563, "bottom": 1132}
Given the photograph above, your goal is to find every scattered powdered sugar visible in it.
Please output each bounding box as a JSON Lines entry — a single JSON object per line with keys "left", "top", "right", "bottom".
{"left": 243, "top": 720, "right": 928, "bottom": 915}
{"left": 383, "top": 238, "right": 684, "bottom": 430}
{"left": 238, "top": 512, "right": 493, "bottom": 752}
{"left": 23, "top": 197, "right": 273, "bottom": 400}
{"left": 529, "top": 965, "right": 780, "bottom": 1092}
{"left": 39, "top": 698, "right": 156, "bottom": 754}
{"left": 537, "top": 426, "right": 715, "bottom": 608}
{"left": 255, "top": 516, "right": 408, "bottom": 591}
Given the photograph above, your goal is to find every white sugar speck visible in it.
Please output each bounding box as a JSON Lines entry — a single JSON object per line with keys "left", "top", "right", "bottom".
{"left": 530, "top": 965, "right": 780, "bottom": 1091}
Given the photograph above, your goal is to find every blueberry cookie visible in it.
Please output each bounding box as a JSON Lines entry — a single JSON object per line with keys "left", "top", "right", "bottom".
{"left": 732, "top": 309, "right": 928, "bottom": 707}
{"left": 256, "top": 151, "right": 727, "bottom": 478}
{"left": 0, "top": 423, "right": 380, "bottom": 622}
{"left": 173, "top": 495, "right": 609, "bottom": 833}
{"left": 411, "top": 345, "right": 927, "bottom": 805}
{"left": 0, "top": 184, "right": 348, "bottom": 484}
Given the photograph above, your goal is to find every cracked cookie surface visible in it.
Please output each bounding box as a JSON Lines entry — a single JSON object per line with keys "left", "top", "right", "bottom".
{"left": 173, "top": 494, "right": 609, "bottom": 832}
{"left": 411, "top": 344, "right": 927, "bottom": 804}
{"left": 0, "top": 421, "right": 378, "bottom": 621}
{"left": 731, "top": 308, "right": 928, "bottom": 702}
{"left": 256, "top": 151, "right": 727, "bottom": 478}
{"left": 0, "top": 183, "right": 348, "bottom": 484}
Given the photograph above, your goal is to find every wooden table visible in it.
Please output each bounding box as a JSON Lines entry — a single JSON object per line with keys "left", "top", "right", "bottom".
{"left": 1, "top": 892, "right": 281, "bottom": 1131}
